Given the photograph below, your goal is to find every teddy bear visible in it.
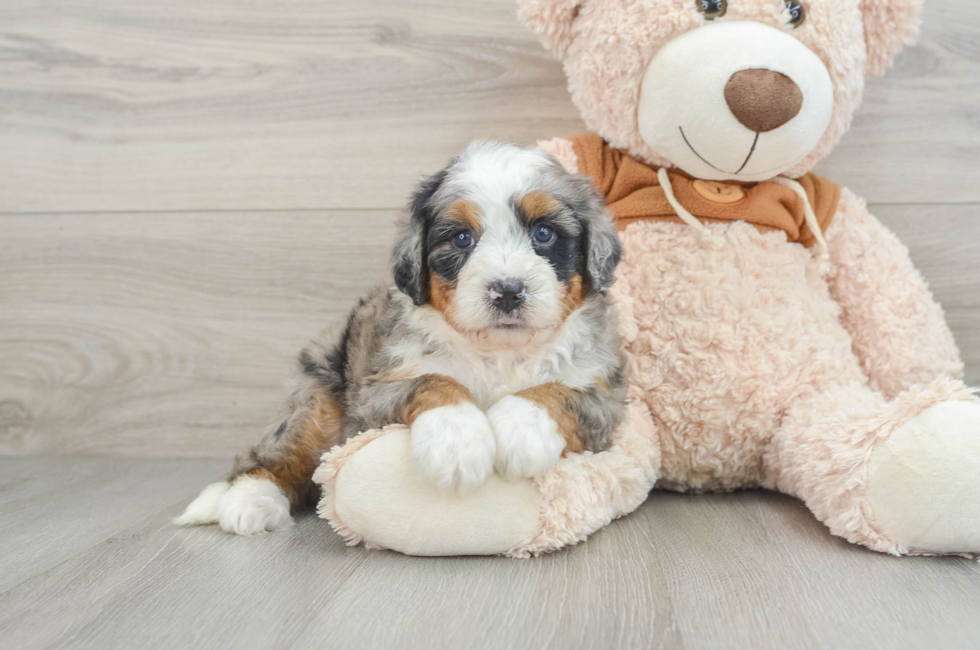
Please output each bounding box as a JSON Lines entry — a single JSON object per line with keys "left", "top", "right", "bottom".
{"left": 313, "top": 0, "right": 980, "bottom": 557}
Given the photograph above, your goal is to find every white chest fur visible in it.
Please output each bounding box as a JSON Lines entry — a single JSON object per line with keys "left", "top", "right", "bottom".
{"left": 394, "top": 302, "right": 604, "bottom": 409}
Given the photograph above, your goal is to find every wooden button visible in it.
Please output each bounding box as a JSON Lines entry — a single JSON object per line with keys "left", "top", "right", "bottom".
{"left": 693, "top": 179, "right": 744, "bottom": 204}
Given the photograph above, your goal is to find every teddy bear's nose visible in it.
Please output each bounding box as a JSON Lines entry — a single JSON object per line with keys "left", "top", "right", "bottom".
{"left": 724, "top": 68, "right": 803, "bottom": 133}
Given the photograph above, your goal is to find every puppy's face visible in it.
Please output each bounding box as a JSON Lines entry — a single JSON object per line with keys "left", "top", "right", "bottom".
{"left": 392, "top": 142, "right": 621, "bottom": 348}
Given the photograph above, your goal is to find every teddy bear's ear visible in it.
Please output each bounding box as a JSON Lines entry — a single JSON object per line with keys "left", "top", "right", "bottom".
{"left": 862, "top": 0, "right": 923, "bottom": 76}
{"left": 517, "top": 0, "right": 584, "bottom": 57}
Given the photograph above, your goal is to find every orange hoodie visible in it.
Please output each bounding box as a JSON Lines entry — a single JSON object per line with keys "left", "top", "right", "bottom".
{"left": 569, "top": 133, "right": 840, "bottom": 248}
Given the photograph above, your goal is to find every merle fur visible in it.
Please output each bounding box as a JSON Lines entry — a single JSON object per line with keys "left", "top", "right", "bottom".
{"left": 230, "top": 144, "right": 627, "bottom": 511}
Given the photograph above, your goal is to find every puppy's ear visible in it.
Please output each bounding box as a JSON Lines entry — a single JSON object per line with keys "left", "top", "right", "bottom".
{"left": 575, "top": 178, "right": 621, "bottom": 294}
{"left": 392, "top": 168, "right": 448, "bottom": 305}
{"left": 518, "top": 0, "right": 584, "bottom": 58}
{"left": 862, "top": 0, "right": 922, "bottom": 76}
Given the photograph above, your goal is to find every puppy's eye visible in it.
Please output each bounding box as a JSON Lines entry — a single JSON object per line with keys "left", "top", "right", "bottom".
{"left": 696, "top": 0, "right": 726, "bottom": 20}
{"left": 533, "top": 225, "right": 556, "bottom": 246}
{"left": 784, "top": 1, "right": 805, "bottom": 27}
{"left": 453, "top": 231, "right": 475, "bottom": 250}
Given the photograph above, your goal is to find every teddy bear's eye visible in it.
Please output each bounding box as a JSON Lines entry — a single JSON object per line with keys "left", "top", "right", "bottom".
{"left": 696, "top": 0, "right": 727, "bottom": 20}
{"left": 784, "top": 1, "right": 805, "bottom": 28}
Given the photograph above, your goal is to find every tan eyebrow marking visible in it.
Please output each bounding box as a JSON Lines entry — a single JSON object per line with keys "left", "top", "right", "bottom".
{"left": 443, "top": 199, "right": 482, "bottom": 231}
{"left": 519, "top": 190, "right": 563, "bottom": 222}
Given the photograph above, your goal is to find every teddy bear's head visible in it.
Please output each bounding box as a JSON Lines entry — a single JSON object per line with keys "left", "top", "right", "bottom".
{"left": 519, "top": 0, "right": 921, "bottom": 181}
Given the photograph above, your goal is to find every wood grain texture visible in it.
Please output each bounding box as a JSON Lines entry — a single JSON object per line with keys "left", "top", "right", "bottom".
{"left": 0, "top": 0, "right": 978, "bottom": 213}
{"left": 1, "top": 204, "right": 977, "bottom": 457}
{"left": 0, "top": 210, "right": 397, "bottom": 456}
{"left": 0, "top": 457, "right": 978, "bottom": 650}
{"left": 0, "top": 456, "right": 228, "bottom": 592}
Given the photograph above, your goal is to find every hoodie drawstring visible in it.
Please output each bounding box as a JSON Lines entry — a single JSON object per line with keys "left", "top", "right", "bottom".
{"left": 657, "top": 167, "right": 726, "bottom": 250}
{"left": 770, "top": 176, "right": 830, "bottom": 272}
{"left": 657, "top": 167, "right": 830, "bottom": 272}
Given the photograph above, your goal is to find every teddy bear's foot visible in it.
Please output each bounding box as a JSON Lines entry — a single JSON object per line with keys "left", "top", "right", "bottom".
{"left": 867, "top": 401, "right": 980, "bottom": 554}
{"left": 330, "top": 430, "right": 541, "bottom": 556}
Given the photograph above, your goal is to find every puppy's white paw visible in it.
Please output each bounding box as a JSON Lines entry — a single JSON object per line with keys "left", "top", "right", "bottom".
{"left": 410, "top": 402, "right": 496, "bottom": 490}
{"left": 489, "top": 395, "right": 566, "bottom": 480}
{"left": 216, "top": 476, "right": 294, "bottom": 535}
{"left": 174, "top": 481, "right": 230, "bottom": 526}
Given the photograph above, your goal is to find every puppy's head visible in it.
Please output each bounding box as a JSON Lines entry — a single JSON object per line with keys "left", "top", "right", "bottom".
{"left": 392, "top": 141, "right": 620, "bottom": 347}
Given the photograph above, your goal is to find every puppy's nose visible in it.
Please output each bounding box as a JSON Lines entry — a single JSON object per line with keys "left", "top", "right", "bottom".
{"left": 724, "top": 68, "right": 803, "bottom": 133}
{"left": 488, "top": 280, "right": 526, "bottom": 313}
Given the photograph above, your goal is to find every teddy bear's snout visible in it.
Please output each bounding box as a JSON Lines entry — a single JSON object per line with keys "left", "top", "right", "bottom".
{"left": 635, "top": 21, "right": 834, "bottom": 181}
{"left": 724, "top": 68, "right": 803, "bottom": 133}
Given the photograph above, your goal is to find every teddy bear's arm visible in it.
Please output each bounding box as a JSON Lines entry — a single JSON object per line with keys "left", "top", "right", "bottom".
{"left": 823, "top": 189, "right": 963, "bottom": 399}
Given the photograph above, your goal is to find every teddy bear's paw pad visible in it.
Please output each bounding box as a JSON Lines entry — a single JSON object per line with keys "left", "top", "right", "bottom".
{"left": 489, "top": 395, "right": 565, "bottom": 480}
{"left": 213, "top": 476, "right": 294, "bottom": 535}
{"left": 173, "top": 481, "right": 231, "bottom": 527}
{"left": 410, "top": 402, "right": 497, "bottom": 491}
{"left": 868, "top": 401, "right": 980, "bottom": 554}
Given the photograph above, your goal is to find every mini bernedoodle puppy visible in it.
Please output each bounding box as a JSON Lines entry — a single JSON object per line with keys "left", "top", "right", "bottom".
{"left": 176, "top": 141, "right": 627, "bottom": 535}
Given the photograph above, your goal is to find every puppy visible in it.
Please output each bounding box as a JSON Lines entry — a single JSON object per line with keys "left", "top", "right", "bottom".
{"left": 175, "top": 141, "right": 627, "bottom": 535}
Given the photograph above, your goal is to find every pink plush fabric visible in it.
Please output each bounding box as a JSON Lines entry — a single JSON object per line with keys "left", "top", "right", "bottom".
{"left": 613, "top": 199, "right": 974, "bottom": 553}
{"left": 517, "top": 0, "right": 582, "bottom": 57}
{"left": 539, "top": 136, "right": 580, "bottom": 175}
{"left": 862, "top": 0, "right": 923, "bottom": 76}
{"left": 824, "top": 190, "right": 963, "bottom": 398}
{"left": 544, "top": 135, "right": 973, "bottom": 553}
{"left": 614, "top": 215, "right": 862, "bottom": 492}
{"left": 520, "top": 0, "right": 918, "bottom": 178}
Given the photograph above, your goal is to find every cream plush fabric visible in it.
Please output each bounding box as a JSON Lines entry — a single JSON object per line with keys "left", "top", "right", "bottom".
{"left": 315, "top": 0, "right": 980, "bottom": 557}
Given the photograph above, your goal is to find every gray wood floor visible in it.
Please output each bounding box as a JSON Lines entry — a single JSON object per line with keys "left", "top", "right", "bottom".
{"left": 1, "top": 457, "right": 978, "bottom": 650}
{"left": 2, "top": 0, "right": 980, "bottom": 647}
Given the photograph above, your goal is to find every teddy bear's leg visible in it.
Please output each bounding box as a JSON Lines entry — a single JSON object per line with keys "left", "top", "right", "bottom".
{"left": 764, "top": 377, "right": 980, "bottom": 555}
